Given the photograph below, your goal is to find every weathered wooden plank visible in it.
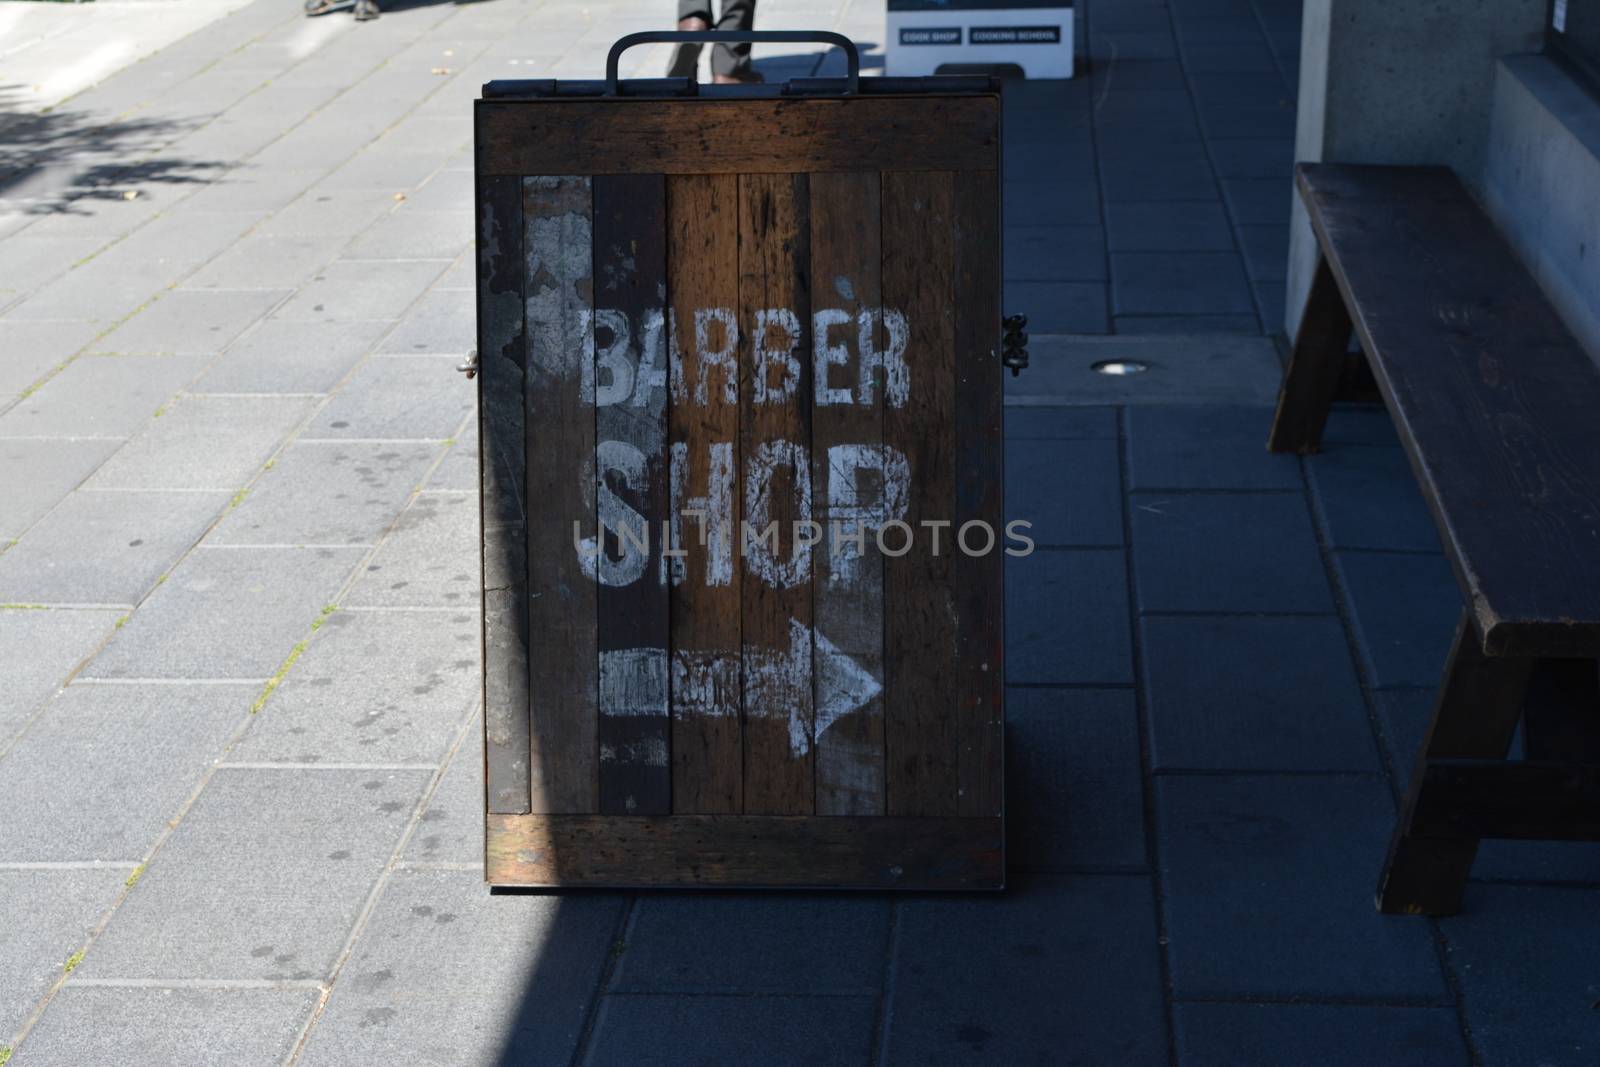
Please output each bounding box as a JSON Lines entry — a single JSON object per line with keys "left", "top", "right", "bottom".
{"left": 477, "top": 97, "right": 999, "bottom": 177}
{"left": 486, "top": 813, "right": 1004, "bottom": 888}
{"left": 809, "top": 171, "right": 888, "bottom": 817}
{"left": 1296, "top": 163, "right": 1600, "bottom": 657}
{"left": 952, "top": 168, "right": 1004, "bottom": 819}
{"left": 477, "top": 174, "right": 531, "bottom": 815}
{"left": 593, "top": 173, "right": 671, "bottom": 816}
{"left": 739, "top": 172, "right": 815, "bottom": 816}
{"left": 667, "top": 174, "right": 743, "bottom": 814}
{"left": 524, "top": 175, "right": 598, "bottom": 814}
{"left": 882, "top": 171, "right": 959, "bottom": 817}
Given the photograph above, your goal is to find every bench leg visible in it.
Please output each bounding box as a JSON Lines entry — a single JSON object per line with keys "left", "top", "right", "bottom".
{"left": 1377, "top": 611, "right": 1532, "bottom": 916}
{"left": 1267, "top": 255, "right": 1353, "bottom": 454}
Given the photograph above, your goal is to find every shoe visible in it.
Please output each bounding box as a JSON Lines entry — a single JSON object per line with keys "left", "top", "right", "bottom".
{"left": 353, "top": 0, "right": 379, "bottom": 20}
{"left": 304, "top": 0, "right": 338, "bottom": 15}
{"left": 713, "top": 68, "right": 765, "bottom": 84}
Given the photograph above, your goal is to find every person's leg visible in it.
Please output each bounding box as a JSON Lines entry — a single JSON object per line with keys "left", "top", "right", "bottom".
{"left": 710, "top": 0, "right": 760, "bottom": 83}
{"left": 668, "top": 1, "right": 712, "bottom": 78}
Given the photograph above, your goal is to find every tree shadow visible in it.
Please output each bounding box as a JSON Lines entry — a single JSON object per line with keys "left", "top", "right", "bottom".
{"left": 0, "top": 83, "right": 223, "bottom": 215}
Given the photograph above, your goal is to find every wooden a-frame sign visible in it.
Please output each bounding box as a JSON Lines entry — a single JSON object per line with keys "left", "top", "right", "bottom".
{"left": 474, "top": 79, "right": 1005, "bottom": 889}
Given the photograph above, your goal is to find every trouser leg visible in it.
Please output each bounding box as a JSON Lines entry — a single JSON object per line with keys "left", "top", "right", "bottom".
{"left": 668, "top": 0, "right": 712, "bottom": 78}
{"left": 710, "top": 0, "right": 756, "bottom": 78}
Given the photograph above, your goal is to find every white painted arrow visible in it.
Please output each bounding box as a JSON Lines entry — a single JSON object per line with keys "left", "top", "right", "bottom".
{"left": 597, "top": 618, "right": 882, "bottom": 760}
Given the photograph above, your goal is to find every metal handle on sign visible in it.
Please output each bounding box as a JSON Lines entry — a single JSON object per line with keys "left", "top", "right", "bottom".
{"left": 605, "top": 31, "right": 861, "bottom": 95}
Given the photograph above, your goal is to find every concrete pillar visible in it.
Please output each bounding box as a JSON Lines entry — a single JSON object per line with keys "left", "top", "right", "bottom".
{"left": 1284, "top": 0, "right": 1546, "bottom": 338}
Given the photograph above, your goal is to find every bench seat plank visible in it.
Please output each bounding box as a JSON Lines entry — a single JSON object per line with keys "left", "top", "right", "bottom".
{"left": 1298, "top": 163, "right": 1600, "bottom": 657}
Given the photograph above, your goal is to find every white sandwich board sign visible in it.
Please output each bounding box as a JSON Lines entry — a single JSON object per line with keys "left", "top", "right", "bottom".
{"left": 886, "top": 0, "right": 1075, "bottom": 79}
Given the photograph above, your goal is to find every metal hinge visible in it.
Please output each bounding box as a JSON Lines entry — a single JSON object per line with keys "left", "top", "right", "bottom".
{"left": 1002, "top": 315, "right": 1029, "bottom": 377}
{"left": 457, "top": 349, "right": 479, "bottom": 379}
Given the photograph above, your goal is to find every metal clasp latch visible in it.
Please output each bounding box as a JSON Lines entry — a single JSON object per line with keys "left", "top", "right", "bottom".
{"left": 1002, "top": 315, "right": 1029, "bottom": 377}
{"left": 457, "top": 349, "right": 479, "bottom": 379}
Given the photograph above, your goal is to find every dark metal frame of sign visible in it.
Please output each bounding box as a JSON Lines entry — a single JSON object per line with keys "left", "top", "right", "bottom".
{"left": 473, "top": 32, "right": 1007, "bottom": 890}
{"left": 886, "top": 0, "right": 1075, "bottom": 79}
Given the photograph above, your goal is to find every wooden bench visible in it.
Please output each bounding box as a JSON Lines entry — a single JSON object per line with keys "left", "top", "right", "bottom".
{"left": 1269, "top": 163, "right": 1600, "bottom": 916}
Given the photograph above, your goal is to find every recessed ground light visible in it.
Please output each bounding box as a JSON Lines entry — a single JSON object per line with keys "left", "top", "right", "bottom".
{"left": 1091, "top": 359, "right": 1151, "bottom": 376}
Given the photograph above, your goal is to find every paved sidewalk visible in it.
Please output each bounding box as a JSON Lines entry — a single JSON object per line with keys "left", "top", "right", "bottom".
{"left": 2, "top": 0, "right": 1598, "bottom": 1064}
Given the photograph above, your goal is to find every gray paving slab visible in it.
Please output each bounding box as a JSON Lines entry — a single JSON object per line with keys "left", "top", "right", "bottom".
{"left": 190, "top": 317, "right": 388, "bottom": 395}
{"left": 1158, "top": 774, "right": 1449, "bottom": 1000}
{"left": 1007, "top": 335, "right": 1283, "bottom": 407}
{"left": 1004, "top": 280, "right": 1109, "bottom": 333}
{"left": 273, "top": 259, "right": 445, "bottom": 323}
{"left": 612, "top": 896, "right": 890, "bottom": 994}
{"left": 1106, "top": 200, "right": 1235, "bottom": 252}
{"left": 87, "top": 288, "right": 289, "bottom": 356}
{"left": 0, "top": 235, "right": 108, "bottom": 309}
{"left": 426, "top": 430, "right": 478, "bottom": 491}
{"left": 1126, "top": 404, "right": 1302, "bottom": 490}
{"left": 177, "top": 168, "right": 324, "bottom": 216}
{"left": 231, "top": 608, "right": 477, "bottom": 764}
{"left": 1112, "top": 251, "right": 1256, "bottom": 315}
{"left": 1142, "top": 614, "right": 1380, "bottom": 772}
{"left": 5, "top": 258, "right": 174, "bottom": 326}
{"left": 1003, "top": 225, "right": 1106, "bottom": 283}
{"left": 81, "top": 545, "right": 365, "bottom": 680}
{"left": 0, "top": 352, "right": 213, "bottom": 441}
{"left": 0, "top": 606, "right": 122, "bottom": 743}
{"left": 1005, "top": 436, "right": 1123, "bottom": 546}
{"left": 0, "top": 868, "right": 126, "bottom": 1040}
{"left": 587, "top": 993, "right": 878, "bottom": 1067}
{"left": 296, "top": 868, "right": 624, "bottom": 1067}
{"left": 1004, "top": 180, "right": 1101, "bottom": 227}
{"left": 78, "top": 766, "right": 429, "bottom": 981}
{"left": 322, "top": 149, "right": 452, "bottom": 191}
{"left": 0, "top": 682, "right": 253, "bottom": 862}
{"left": 1221, "top": 177, "right": 1294, "bottom": 225}
{"left": 1005, "top": 548, "right": 1132, "bottom": 685}
{"left": 1198, "top": 99, "right": 1297, "bottom": 141}
{"left": 0, "top": 435, "right": 121, "bottom": 537}
{"left": 1114, "top": 313, "right": 1263, "bottom": 333}
{"left": 17, "top": 986, "right": 319, "bottom": 1067}
{"left": 1206, "top": 136, "right": 1295, "bottom": 179}
{"left": 257, "top": 189, "right": 401, "bottom": 240}
{"left": 1173, "top": 1002, "right": 1469, "bottom": 1067}
{"left": 346, "top": 492, "right": 477, "bottom": 608}
{"left": 0, "top": 321, "right": 101, "bottom": 400}
{"left": 885, "top": 875, "right": 1167, "bottom": 1065}
{"left": 1131, "top": 491, "right": 1333, "bottom": 614}
{"left": 400, "top": 725, "right": 481, "bottom": 867}
{"left": 344, "top": 209, "right": 472, "bottom": 261}
{"left": 0, "top": 489, "right": 229, "bottom": 605}
{"left": 1307, "top": 444, "right": 1442, "bottom": 552}
{"left": 1443, "top": 887, "right": 1600, "bottom": 1065}
{"left": 373, "top": 287, "right": 474, "bottom": 354}
{"left": 209, "top": 440, "right": 437, "bottom": 546}
{"left": 304, "top": 355, "right": 473, "bottom": 440}
{"left": 1002, "top": 405, "right": 1118, "bottom": 441}
{"left": 1090, "top": 30, "right": 1179, "bottom": 61}
{"left": 1235, "top": 222, "right": 1290, "bottom": 282}
{"left": 1098, "top": 140, "right": 1217, "bottom": 203}
{"left": 183, "top": 232, "right": 347, "bottom": 290}
{"left": 1006, "top": 687, "right": 1147, "bottom": 870}
{"left": 98, "top": 212, "right": 262, "bottom": 275}
{"left": 84, "top": 394, "right": 316, "bottom": 490}
{"left": 1333, "top": 549, "right": 1458, "bottom": 689}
